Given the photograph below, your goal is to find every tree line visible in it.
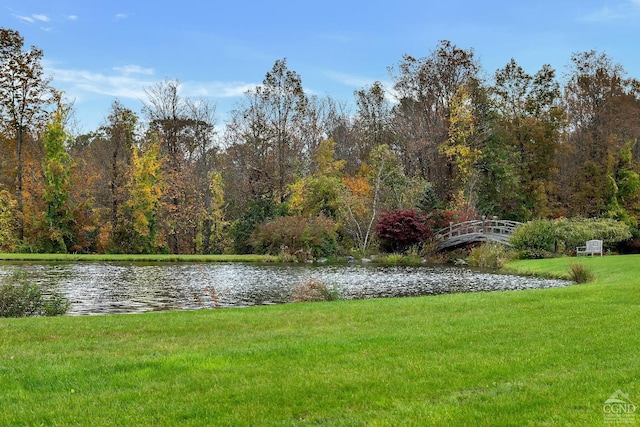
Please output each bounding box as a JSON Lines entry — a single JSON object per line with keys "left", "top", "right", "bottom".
{"left": 2, "top": 28, "right": 640, "bottom": 256}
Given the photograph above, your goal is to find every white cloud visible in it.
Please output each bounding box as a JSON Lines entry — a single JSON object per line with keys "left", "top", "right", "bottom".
{"left": 584, "top": 6, "right": 624, "bottom": 21}
{"left": 67, "top": 15, "right": 78, "bottom": 21}
{"left": 114, "top": 13, "right": 129, "bottom": 21}
{"left": 14, "top": 14, "right": 35, "bottom": 23}
{"left": 582, "top": 0, "right": 640, "bottom": 21}
{"left": 324, "top": 70, "right": 378, "bottom": 88}
{"left": 14, "top": 13, "right": 50, "bottom": 23}
{"left": 180, "top": 81, "right": 258, "bottom": 98}
{"left": 48, "top": 66, "right": 153, "bottom": 100}
{"left": 32, "top": 14, "right": 49, "bottom": 22}
{"left": 324, "top": 70, "right": 395, "bottom": 95}
{"left": 46, "top": 62, "right": 256, "bottom": 103}
{"left": 113, "top": 65, "right": 155, "bottom": 76}
{"left": 323, "top": 70, "right": 400, "bottom": 104}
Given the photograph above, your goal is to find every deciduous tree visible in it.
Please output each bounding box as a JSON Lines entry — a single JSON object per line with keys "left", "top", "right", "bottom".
{"left": 490, "top": 59, "right": 565, "bottom": 219}
{"left": 0, "top": 189, "right": 18, "bottom": 251}
{"left": 341, "top": 144, "right": 413, "bottom": 253}
{"left": 0, "top": 28, "right": 57, "bottom": 240}
{"left": 224, "top": 59, "right": 310, "bottom": 206}
{"left": 562, "top": 51, "right": 640, "bottom": 218}
{"left": 104, "top": 101, "right": 137, "bottom": 235}
{"left": 40, "top": 106, "right": 75, "bottom": 252}
{"left": 390, "top": 40, "right": 480, "bottom": 201}
{"left": 440, "top": 83, "right": 480, "bottom": 190}
{"left": 143, "top": 79, "right": 218, "bottom": 253}
{"left": 353, "top": 81, "right": 392, "bottom": 167}
{"left": 286, "top": 138, "right": 345, "bottom": 219}
{"left": 122, "top": 139, "right": 164, "bottom": 253}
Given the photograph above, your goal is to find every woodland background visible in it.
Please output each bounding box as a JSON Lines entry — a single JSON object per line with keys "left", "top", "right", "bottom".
{"left": 2, "top": 28, "right": 640, "bottom": 256}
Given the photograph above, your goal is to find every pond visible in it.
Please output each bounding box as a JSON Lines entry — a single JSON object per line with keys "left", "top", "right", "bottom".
{"left": 0, "top": 262, "right": 573, "bottom": 316}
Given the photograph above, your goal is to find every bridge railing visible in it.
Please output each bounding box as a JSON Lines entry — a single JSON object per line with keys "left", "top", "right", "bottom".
{"left": 435, "top": 217, "right": 522, "bottom": 242}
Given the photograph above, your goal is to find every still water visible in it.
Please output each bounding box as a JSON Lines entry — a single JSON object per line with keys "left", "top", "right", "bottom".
{"left": 0, "top": 262, "right": 572, "bottom": 315}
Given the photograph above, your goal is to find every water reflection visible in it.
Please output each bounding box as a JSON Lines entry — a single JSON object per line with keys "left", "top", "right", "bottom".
{"left": 0, "top": 263, "right": 573, "bottom": 315}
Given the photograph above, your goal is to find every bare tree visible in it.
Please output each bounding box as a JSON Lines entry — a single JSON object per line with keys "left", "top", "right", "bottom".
{"left": 353, "top": 81, "right": 393, "bottom": 167}
{"left": 223, "top": 58, "right": 310, "bottom": 204}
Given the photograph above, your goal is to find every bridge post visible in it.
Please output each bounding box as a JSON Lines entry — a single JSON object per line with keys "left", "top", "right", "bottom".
{"left": 482, "top": 215, "right": 486, "bottom": 234}
{"left": 449, "top": 222, "right": 453, "bottom": 238}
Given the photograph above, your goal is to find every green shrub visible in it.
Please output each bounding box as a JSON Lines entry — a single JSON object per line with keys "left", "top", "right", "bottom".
{"left": 510, "top": 217, "right": 632, "bottom": 255}
{"left": 291, "top": 279, "right": 341, "bottom": 302}
{"left": 568, "top": 262, "right": 594, "bottom": 283}
{"left": 230, "top": 197, "right": 277, "bottom": 254}
{"left": 250, "top": 215, "right": 338, "bottom": 261}
{"left": 0, "top": 273, "right": 70, "bottom": 317}
{"left": 554, "top": 217, "right": 631, "bottom": 251}
{"left": 468, "top": 243, "right": 512, "bottom": 269}
{"left": 509, "top": 219, "right": 557, "bottom": 252}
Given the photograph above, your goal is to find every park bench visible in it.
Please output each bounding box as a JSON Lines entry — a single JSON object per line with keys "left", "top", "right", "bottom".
{"left": 576, "top": 239, "right": 603, "bottom": 256}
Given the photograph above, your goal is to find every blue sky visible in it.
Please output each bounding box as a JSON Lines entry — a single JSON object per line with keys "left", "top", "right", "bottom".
{"left": 3, "top": 0, "right": 640, "bottom": 132}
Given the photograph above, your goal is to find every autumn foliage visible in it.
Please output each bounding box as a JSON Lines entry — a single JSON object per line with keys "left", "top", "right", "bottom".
{"left": 375, "top": 209, "right": 433, "bottom": 253}
{"left": 250, "top": 215, "right": 338, "bottom": 260}
{"left": 1, "top": 29, "right": 640, "bottom": 255}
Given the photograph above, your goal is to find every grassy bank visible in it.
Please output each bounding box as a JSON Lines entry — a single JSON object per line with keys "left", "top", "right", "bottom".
{"left": 506, "top": 254, "right": 634, "bottom": 279}
{"left": 0, "top": 253, "right": 277, "bottom": 263}
{"left": 1, "top": 256, "right": 639, "bottom": 425}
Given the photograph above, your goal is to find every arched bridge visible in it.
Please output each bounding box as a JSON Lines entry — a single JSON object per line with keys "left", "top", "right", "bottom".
{"left": 435, "top": 217, "right": 523, "bottom": 252}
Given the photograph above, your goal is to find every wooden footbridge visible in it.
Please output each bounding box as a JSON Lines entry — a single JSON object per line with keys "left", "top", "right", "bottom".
{"left": 435, "top": 217, "right": 523, "bottom": 252}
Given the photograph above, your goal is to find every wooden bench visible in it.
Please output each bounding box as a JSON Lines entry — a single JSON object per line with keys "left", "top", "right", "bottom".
{"left": 576, "top": 239, "right": 603, "bottom": 256}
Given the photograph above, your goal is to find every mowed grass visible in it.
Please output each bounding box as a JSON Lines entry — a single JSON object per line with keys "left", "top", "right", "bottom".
{"left": 1, "top": 255, "right": 639, "bottom": 425}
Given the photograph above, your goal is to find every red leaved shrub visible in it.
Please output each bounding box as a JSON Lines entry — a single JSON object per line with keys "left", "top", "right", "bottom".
{"left": 375, "top": 209, "right": 433, "bottom": 253}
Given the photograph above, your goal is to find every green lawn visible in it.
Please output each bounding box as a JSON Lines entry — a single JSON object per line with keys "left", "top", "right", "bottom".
{"left": 1, "top": 255, "right": 639, "bottom": 425}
